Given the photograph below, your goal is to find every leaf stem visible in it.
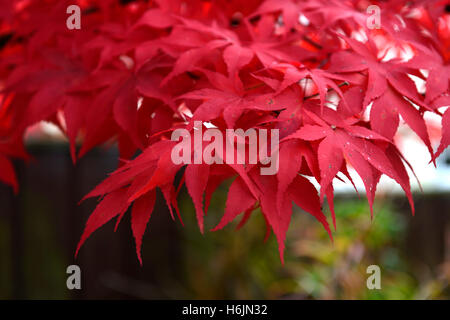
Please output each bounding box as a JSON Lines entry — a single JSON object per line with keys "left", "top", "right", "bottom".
{"left": 304, "top": 81, "right": 349, "bottom": 100}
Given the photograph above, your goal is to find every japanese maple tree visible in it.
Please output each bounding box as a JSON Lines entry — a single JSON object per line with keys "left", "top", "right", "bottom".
{"left": 0, "top": 0, "right": 449, "bottom": 263}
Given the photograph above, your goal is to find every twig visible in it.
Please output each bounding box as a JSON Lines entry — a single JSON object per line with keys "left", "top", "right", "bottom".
{"left": 302, "top": 35, "right": 323, "bottom": 50}
{"left": 304, "top": 81, "right": 349, "bottom": 100}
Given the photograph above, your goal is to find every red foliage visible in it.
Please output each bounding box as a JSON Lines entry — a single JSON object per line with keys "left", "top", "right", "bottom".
{"left": 0, "top": 0, "right": 449, "bottom": 263}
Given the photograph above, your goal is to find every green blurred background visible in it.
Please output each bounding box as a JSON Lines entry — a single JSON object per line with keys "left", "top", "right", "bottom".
{"left": 0, "top": 143, "right": 449, "bottom": 299}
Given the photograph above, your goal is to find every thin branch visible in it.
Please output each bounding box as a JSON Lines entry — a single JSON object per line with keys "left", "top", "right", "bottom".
{"left": 304, "top": 81, "right": 349, "bottom": 100}
{"left": 302, "top": 35, "right": 323, "bottom": 50}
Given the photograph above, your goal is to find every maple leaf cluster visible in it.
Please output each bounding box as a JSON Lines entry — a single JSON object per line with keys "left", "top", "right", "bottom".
{"left": 0, "top": 0, "right": 449, "bottom": 263}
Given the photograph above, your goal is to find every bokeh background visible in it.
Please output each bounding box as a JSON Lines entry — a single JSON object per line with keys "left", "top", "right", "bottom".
{"left": 0, "top": 126, "right": 449, "bottom": 299}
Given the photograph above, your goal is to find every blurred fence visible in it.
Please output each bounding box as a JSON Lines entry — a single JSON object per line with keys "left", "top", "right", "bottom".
{"left": 0, "top": 144, "right": 183, "bottom": 299}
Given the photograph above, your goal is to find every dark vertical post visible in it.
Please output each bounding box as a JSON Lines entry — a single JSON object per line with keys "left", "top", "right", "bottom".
{"left": 10, "top": 161, "right": 25, "bottom": 299}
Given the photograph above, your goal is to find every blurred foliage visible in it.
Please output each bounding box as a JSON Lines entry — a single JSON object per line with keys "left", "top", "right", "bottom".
{"left": 177, "top": 185, "right": 450, "bottom": 299}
